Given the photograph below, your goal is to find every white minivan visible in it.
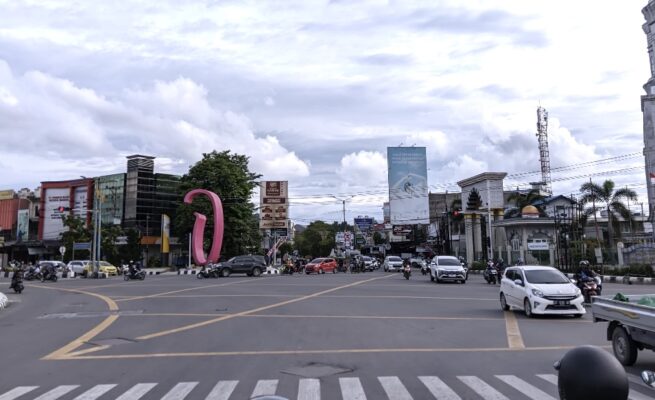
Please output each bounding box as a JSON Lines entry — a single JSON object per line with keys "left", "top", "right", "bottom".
{"left": 500, "top": 266, "right": 585, "bottom": 318}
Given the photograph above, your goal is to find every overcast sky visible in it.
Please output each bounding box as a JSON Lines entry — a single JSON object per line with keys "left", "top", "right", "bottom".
{"left": 0, "top": 0, "right": 651, "bottom": 224}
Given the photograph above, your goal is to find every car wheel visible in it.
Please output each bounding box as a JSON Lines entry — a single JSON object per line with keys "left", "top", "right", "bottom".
{"left": 332, "top": 268, "right": 336, "bottom": 274}
{"left": 430, "top": 274, "right": 434, "bottom": 282}
{"left": 460, "top": 279, "right": 465, "bottom": 284}
{"left": 252, "top": 267, "right": 262, "bottom": 277}
{"left": 524, "top": 298, "right": 533, "bottom": 318}
{"left": 306, "top": 272, "right": 311, "bottom": 275}
{"left": 500, "top": 293, "right": 510, "bottom": 311}
{"left": 222, "top": 268, "right": 231, "bottom": 278}
{"left": 320, "top": 268, "right": 324, "bottom": 274}
{"left": 612, "top": 326, "right": 638, "bottom": 366}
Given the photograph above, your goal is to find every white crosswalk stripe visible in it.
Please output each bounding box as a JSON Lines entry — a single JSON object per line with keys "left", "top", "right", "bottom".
{"left": 298, "top": 378, "right": 321, "bottom": 400}
{"left": 114, "top": 383, "right": 157, "bottom": 400}
{"left": 72, "top": 384, "right": 117, "bottom": 400}
{"left": 339, "top": 377, "right": 367, "bottom": 400}
{"left": 1, "top": 374, "right": 653, "bottom": 400}
{"left": 458, "top": 376, "right": 510, "bottom": 400}
{"left": 33, "top": 385, "right": 79, "bottom": 400}
{"left": 204, "top": 380, "right": 238, "bottom": 400}
{"left": 251, "top": 380, "right": 278, "bottom": 398}
{"left": 419, "top": 376, "right": 462, "bottom": 400}
{"left": 495, "top": 375, "right": 556, "bottom": 400}
{"left": 0, "top": 387, "right": 39, "bottom": 400}
{"left": 161, "top": 382, "right": 198, "bottom": 400}
{"left": 378, "top": 376, "right": 412, "bottom": 400}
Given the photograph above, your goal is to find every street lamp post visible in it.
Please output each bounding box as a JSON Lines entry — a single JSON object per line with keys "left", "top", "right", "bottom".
{"left": 331, "top": 195, "right": 354, "bottom": 251}
{"left": 145, "top": 215, "right": 150, "bottom": 267}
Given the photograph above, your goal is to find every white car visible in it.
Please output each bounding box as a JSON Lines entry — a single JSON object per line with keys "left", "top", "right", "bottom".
{"left": 429, "top": 255, "right": 466, "bottom": 283}
{"left": 499, "top": 266, "right": 585, "bottom": 318}
{"left": 383, "top": 256, "right": 403, "bottom": 272}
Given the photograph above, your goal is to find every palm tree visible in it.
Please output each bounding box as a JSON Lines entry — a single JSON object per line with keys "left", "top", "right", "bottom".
{"left": 505, "top": 188, "right": 546, "bottom": 218}
{"left": 579, "top": 179, "right": 637, "bottom": 249}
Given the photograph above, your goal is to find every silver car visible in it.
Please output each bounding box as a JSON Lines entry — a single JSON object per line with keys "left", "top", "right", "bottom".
{"left": 383, "top": 256, "right": 403, "bottom": 272}
{"left": 429, "top": 255, "right": 466, "bottom": 284}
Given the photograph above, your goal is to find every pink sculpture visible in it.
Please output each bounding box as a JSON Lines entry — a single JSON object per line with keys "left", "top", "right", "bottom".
{"left": 183, "top": 189, "right": 224, "bottom": 265}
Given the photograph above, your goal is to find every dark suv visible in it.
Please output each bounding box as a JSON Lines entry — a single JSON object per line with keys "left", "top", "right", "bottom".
{"left": 217, "top": 255, "right": 267, "bottom": 277}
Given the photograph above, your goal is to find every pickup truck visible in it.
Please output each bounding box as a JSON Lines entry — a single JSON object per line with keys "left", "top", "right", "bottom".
{"left": 591, "top": 294, "right": 655, "bottom": 366}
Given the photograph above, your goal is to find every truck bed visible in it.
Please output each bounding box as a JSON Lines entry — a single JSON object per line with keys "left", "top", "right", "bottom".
{"left": 591, "top": 294, "right": 655, "bottom": 332}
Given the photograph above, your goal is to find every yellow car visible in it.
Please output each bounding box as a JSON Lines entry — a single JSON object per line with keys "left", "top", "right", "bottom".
{"left": 96, "top": 261, "right": 118, "bottom": 276}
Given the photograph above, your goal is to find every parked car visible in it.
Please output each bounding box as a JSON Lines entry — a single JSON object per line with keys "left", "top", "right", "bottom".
{"left": 429, "top": 255, "right": 466, "bottom": 283}
{"left": 499, "top": 265, "right": 585, "bottom": 318}
{"left": 216, "top": 255, "right": 267, "bottom": 277}
{"left": 37, "top": 261, "right": 67, "bottom": 272}
{"left": 305, "top": 258, "right": 338, "bottom": 274}
{"left": 383, "top": 256, "right": 403, "bottom": 272}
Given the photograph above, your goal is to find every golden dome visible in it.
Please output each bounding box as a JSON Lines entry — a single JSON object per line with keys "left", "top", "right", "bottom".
{"left": 521, "top": 205, "right": 539, "bottom": 218}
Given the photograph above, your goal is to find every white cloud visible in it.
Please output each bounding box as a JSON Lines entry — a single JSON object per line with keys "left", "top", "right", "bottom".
{"left": 337, "top": 151, "right": 387, "bottom": 185}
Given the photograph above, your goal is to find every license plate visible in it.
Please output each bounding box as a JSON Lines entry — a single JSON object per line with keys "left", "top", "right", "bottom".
{"left": 555, "top": 300, "right": 570, "bottom": 306}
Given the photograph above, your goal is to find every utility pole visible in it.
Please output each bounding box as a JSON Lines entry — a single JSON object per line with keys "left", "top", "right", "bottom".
{"left": 590, "top": 178, "right": 602, "bottom": 249}
{"left": 486, "top": 180, "right": 493, "bottom": 260}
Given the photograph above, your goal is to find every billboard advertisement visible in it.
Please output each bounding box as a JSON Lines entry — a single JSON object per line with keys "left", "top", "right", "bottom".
{"left": 16, "top": 209, "right": 28, "bottom": 241}
{"left": 73, "top": 186, "right": 89, "bottom": 220}
{"left": 387, "top": 147, "right": 429, "bottom": 224}
{"left": 42, "top": 187, "right": 70, "bottom": 240}
{"left": 260, "top": 181, "right": 288, "bottom": 229}
{"left": 354, "top": 217, "right": 374, "bottom": 232}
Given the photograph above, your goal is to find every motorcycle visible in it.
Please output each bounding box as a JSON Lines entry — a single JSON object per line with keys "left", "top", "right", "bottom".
{"left": 123, "top": 266, "right": 146, "bottom": 281}
{"left": 403, "top": 266, "right": 411, "bottom": 280}
{"left": 24, "top": 267, "right": 41, "bottom": 281}
{"left": 581, "top": 278, "right": 599, "bottom": 303}
{"left": 40, "top": 268, "right": 58, "bottom": 282}
{"left": 196, "top": 264, "right": 219, "bottom": 279}
{"left": 281, "top": 263, "right": 295, "bottom": 275}
{"left": 10, "top": 271, "right": 24, "bottom": 294}
{"left": 484, "top": 267, "right": 498, "bottom": 284}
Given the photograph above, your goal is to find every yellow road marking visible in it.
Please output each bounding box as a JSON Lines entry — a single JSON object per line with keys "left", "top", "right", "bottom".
{"left": 136, "top": 275, "right": 392, "bottom": 340}
{"left": 35, "top": 286, "right": 119, "bottom": 360}
{"left": 116, "top": 278, "right": 253, "bottom": 302}
{"left": 66, "top": 345, "right": 610, "bottom": 360}
{"left": 144, "top": 294, "right": 300, "bottom": 298}
{"left": 324, "top": 295, "right": 496, "bottom": 301}
{"left": 121, "top": 312, "right": 504, "bottom": 321}
{"left": 504, "top": 311, "right": 526, "bottom": 349}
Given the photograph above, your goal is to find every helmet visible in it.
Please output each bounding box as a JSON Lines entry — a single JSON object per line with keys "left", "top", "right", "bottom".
{"left": 555, "top": 345, "right": 628, "bottom": 400}
{"left": 579, "top": 260, "right": 590, "bottom": 267}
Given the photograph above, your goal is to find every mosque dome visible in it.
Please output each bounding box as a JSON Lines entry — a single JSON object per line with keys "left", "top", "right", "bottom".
{"left": 521, "top": 205, "right": 540, "bottom": 218}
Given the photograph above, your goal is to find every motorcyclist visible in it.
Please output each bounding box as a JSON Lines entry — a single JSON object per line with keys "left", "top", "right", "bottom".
{"left": 484, "top": 260, "right": 498, "bottom": 283}
{"left": 10, "top": 265, "right": 24, "bottom": 292}
{"left": 576, "top": 260, "right": 595, "bottom": 288}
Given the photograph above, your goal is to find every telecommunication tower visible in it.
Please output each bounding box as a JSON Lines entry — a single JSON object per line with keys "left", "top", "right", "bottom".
{"left": 536, "top": 106, "right": 552, "bottom": 195}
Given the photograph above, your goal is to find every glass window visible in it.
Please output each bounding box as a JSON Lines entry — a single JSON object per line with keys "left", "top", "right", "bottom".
{"left": 524, "top": 269, "right": 569, "bottom": 284}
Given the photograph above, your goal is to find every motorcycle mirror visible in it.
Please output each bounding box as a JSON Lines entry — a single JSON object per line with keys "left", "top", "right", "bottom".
{"left": 514, "top": 279, "right": 523, "bottom": 286}
{"left": 570, "top": 278, "right": 577, "bottom": 284}
{"left": 553, "top": 360, "right": 561, "bottom": 371}
{"left": 642, "top": 371, "right": 655, "bottom": 387}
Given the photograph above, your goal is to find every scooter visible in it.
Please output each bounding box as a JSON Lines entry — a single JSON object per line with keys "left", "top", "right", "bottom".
{"left": 484, "top": 267, "right": 498, "bottom": 284}
{"left": 581, "top": 278, "right": 599, "bottom": 303}
{"left": 10, "top": 271, "right": 24, "bottom": 294}
{"left": 403, "top": 266, "right": 411, "bottom": 280}
{"left": 40, "top": 268, "right": 58, "bottom": 282}
{"left": 24, "top": 267, "right": 41, "bottom": 281}
{"left": 124, "top": 266, "right": 146, "bottom": 281}
{"left": 196, "top": 264, "right": 218, "bottom": 279}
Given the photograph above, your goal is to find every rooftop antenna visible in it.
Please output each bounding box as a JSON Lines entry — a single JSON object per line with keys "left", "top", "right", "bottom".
{"left": 536, "top": 106, "right": 552, "bottom": 195}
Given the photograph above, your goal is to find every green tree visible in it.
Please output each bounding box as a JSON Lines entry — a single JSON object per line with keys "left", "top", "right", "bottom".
{"left": 174, "top": 150, "right": 262, "bottom": 260}
{"left": 579, "top": 179, "right": 637, "bottom": 249}
{"left": 122, "top": 228, "right": 142, "bottom": 264}
{"left": 294, "top": 221, "right": 336, "bottom": 258}
{"left": 506, "top": 188, "right": 546, "bottom": 218}
{"left": 100, "top": 224, "right": 124, "bottom": 267}
{"left": 60, "top": 216, "right": 92, "bottom": 263}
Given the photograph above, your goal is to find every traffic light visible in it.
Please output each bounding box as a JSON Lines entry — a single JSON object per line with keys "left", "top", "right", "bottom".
{"left": 453, "top": 209, "right": 460, "bottom": 217}
{"left": 57, "top": 206, "right": 71, "bottom": 212}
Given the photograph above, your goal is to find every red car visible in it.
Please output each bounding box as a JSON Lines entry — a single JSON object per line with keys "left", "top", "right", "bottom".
{"left": 305, "top": 258, "right": 337, "bottom": 274}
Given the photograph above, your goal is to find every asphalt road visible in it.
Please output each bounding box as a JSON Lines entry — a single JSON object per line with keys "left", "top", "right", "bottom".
{"left": 2, "top": 269, "right": 655, "bottom": 399}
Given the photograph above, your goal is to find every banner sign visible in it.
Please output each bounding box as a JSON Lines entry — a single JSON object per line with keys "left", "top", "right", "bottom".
{"left": 260, "top": 181, "right": 289, "bottom": 229}
{"left": 161, "top": 214, "right": 170, "bottom": 253}
{"left": 43, "top": 187, "right": 70, "bottom": 240}
{"left": 387, "top": 147, "right": 429, "bottom": 224}
{"left": 16, "top": 209, "right": 28, "bottom": 241}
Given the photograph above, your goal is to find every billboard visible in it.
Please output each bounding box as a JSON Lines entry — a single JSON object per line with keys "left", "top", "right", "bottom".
{"left": 16, "top": 209, "right": 28, "bottom": 241}
{"left": 260, "top": 181, "right": 288, "bottom": 229}
{"left": 73, "top": 186, "right": 89, "bottom": 220}
{"left": 42, "top": 187, "right": 70, "bottom": 240}
{"left": 354, "top": 217, "right": 374, "bottom": 232}
{"left": 387, "top": 147, "right": 429, "bottom": 224}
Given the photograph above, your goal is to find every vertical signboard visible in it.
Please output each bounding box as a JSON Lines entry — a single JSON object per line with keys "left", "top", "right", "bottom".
{"left": 16, "top": 209, "right": 28, "bottom": 241}
{"left": 387, "top": 147, "right": 429, "bottom": 224}
{"left": 43, "top": 187, "right": 70, "bottom": 240}
{"left": 259, "top": 181, "right": 288, "bottom": 229}
{"left": 73, "top": 186, "right": 89, "bottom": 220}
{"left": 161, "top": 214, "right": 170, "bottom": 253}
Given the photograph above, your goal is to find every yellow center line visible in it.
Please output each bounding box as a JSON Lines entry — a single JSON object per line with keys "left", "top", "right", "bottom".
{"left": 120, "top": 312, "right": 504, "bottom": 321}
{"left": 30, "top": 285, "right": 119, "bottom": 360}
{"left": 135, "top": 275, "right": 393, "bottom": 341}
{"left": 504, "top": 311, "right": 526, "bottom": 349}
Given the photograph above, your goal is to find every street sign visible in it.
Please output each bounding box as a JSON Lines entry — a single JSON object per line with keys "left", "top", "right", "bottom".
{"left": 59, "top": 246, "right": 66, "bottom": 255}
{"left": 73, "top": 242, "right": 92, "bottom": 251}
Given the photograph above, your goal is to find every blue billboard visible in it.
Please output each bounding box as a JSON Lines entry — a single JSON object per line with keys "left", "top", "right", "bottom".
{"left": 354, "top": 217, "right": 374, "bottom": 232}
{"left": 387, "top": 147, "right": 429, "bottom": 224}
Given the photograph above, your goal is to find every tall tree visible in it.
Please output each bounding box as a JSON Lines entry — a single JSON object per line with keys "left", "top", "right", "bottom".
{"left": 60, "top": 215, "right": 92, "bottom": 263}
{"left": 294, "top": 221, "right": 336, "bottom": 258}
{"left": 174, "top": 151, "right": 262, "bottom": 260}
{"left": 506, "top": 188, "right": 546, "bottom": 218}
{"left": 579, "top": 179, "right": 637, "bottom": 248}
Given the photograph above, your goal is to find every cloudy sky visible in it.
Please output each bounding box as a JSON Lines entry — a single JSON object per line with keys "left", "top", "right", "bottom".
{"left": 0, "top": 0, "right": 651, "bottom": 224}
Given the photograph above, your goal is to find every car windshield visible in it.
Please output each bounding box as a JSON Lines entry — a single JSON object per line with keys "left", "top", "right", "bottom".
{"left": 310, "top": 258, "right": 324, "bottom": 264}
{"left": 388, "top": 257, "right": 402, "bottom": 262}
{"left": 436, "top": 258, "right": 460, "bottom": 266}
{"left": 363, "top": 257, "right": 372, "bottom": 261}
{"left": 524, "top": 269, "right": 570, "bottom": 284}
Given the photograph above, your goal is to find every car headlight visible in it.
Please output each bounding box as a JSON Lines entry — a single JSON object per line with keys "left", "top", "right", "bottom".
{"left": 531, "top": 289, "right": 545, "bottom": 298}
{"left": 574, "top": 288, "right": 581, "bottom": 297}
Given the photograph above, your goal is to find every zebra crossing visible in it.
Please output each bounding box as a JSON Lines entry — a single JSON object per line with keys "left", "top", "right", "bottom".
{"left": 1, "top": 374, "right": 653, "bottom": 400}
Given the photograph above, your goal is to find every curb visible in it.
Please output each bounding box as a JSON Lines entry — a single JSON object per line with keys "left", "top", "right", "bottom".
{"left": 469, "top": 269, "right": 655, "bottom": 285}
{"left": 177, "top": 270, "right": 197, "bottom": 275}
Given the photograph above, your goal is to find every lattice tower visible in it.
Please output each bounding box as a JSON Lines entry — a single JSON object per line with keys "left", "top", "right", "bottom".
{"left": 536, "top": 106, "right": 552, "bottom": 195}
